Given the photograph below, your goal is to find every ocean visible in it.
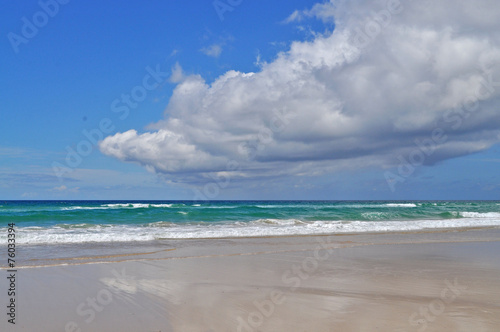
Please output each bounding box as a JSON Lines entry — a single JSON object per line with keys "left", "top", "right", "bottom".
{"left": 1, "top": 200, "right": 500, "bottom": 246}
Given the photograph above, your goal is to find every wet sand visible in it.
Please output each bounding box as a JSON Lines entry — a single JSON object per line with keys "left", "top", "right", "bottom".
{"left": 2, "top": 228, "right": 500, "bottom": 331}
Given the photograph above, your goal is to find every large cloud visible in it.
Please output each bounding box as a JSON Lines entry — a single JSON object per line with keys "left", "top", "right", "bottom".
{"left": 99, "top": 0, "right": 500, "bottom": 185}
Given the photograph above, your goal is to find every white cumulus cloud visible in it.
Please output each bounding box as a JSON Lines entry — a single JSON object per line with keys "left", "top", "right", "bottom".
{"left": 100, "top": 0, "right": 500, "bottom": 185}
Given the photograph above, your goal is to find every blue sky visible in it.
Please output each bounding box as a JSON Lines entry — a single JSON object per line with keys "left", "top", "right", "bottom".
{"left": 1, "top": 0, "right": 500, "bottom": 200}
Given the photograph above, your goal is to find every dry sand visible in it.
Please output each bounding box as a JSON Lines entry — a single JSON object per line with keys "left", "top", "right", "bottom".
{"left": 2, "top": 228, "right": 500, "bottom": 331}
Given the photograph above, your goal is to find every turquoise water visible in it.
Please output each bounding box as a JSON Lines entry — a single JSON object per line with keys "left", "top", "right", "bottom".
{"left": 1, "top": 200, "right": 500, "bottom": 244}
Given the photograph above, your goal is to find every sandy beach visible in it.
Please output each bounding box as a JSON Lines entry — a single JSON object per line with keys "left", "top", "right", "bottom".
{"left": 2, "top": 228, "right": 500, "bottom": 331}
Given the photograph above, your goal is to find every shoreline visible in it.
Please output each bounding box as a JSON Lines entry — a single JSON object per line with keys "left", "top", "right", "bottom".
{"left": 1, "top": 228, "right": 500, "bottom": 331}
{"left": 5, "top": 226, "right": 500, "bottom": 268}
